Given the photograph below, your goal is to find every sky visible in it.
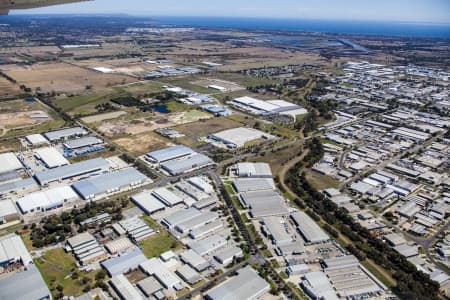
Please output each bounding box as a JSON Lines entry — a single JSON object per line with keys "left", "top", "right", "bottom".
{"left": 11, "top": 0, "right": 450, "bottom": 23}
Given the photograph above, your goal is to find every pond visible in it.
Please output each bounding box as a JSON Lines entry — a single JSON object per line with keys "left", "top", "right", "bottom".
{"left": 143, "top": 104, "right": 171, "bottom": 114}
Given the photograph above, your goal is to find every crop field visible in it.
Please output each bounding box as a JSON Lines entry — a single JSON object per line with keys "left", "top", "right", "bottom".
{"left": 113, "top": 131, "right": 172, "bottom": 156}
{"left": 3, "top": 62, "right": 133, "bottom": 93}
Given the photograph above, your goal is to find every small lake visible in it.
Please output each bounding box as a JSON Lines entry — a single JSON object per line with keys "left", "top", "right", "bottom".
{"left": 143, "top": 104, "right": 170, "bottom": 114}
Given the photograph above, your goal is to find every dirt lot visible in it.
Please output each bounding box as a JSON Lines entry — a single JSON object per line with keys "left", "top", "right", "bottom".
{"left": 175, "top": 117, "right": 242, "bottom": 138}
{"left": 97, "top": 111, "right": 211, "bottom": 137}
{"left": 81, "top": 111, "right": 127, "bottom": 123}
{"left": 0, "top": 110, "right": 51, "bottom": 127}
{"left": 113, "top": 131, "right": 172, "bottom": 156}
{"left": 0, "top": 77, "right": 21, "bottom": 98}
{"left": 3, "top": 62, "right": 134, "bottom": 93}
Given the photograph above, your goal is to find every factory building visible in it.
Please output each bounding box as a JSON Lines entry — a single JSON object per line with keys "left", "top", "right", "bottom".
{"left": 180, "top": 249, "right": 210, "bottom": 272}
{"left": 136, "top": 277, "right": 165, "bottom": 299}
{"left": 63, "top": 136, "right": 103, "bottom": 150}
{"left": 16, "top": 185, "right": 79, "bottom": 215}
{"left": 110, "top": 274, "right": 144, "bottom": 300}
{"left": 44, "top": 126, "right": 88, "bottom": 142}
{"left": 34, "top": 157, "right": 110, "bottom": 185}
{"left": 160, "top": 153, "right": 214, "bottom": 176}
{"left": 102, "top": 248, "right": 147, "bottom": 277}
{"left": 25, "top": 134, "right": 49, "bottom": 147}
{"left": 205, "top": 266, "right": 270, "bottom": 300}
{"left": 0, "top": 177, "right": 38, "bottom": 196}
{"left": 187, "top": 235, "right": 227, "bottom": 256}
{"left": 233, "top": 162, "right": 272, "bottom": 178}
{"left": 0, "top": 234, "right": 32, "bottom": 267}
{"left": 161, "top": 207, "right": 202, "bottom": 229}
{"left": 66, "top": 232, "right": 107, "bottom": 265}
{"left": 105, "top": 237, "right": 135, "bottom": 255}
{"left": 176, "top": 265, "right": 201, "bottom": 285}
{"left": 119, "top": 217, "right": 155, "bottom": 242}
{"left": 72, "top": 168, "right": 148, "bottom": 200}
{"left": 152, "top": 187, "right": 183, "bottom": 207}
{"left": 131, "top": 192, "right": 166, "bottom": 215}
{"left": 208, "top": 127, "right": 272, "bottom": 149}
{"left": 240, "top": 190, "right": 289, "bottom": 218}
{"left": 0, "top": 152, "right": 23, "bottom": 175}
{"left": 189, "top": 220, "right": 224, "bottom": 239}
{"left": 213, "top": 246, "right": 244, "bottom": 266}
{"left": 140, "top": 258, "right": 184, "bottom": 290}
{"left": 0, "top": 265, "right": 51, "bottom": 300}
{"left": 291, "top": 211, "right": 330, "bottom": 244}
{"left": 228, "top": 96, "right": 307, "bottom": 117}
{"left": 145, "top": 145, "right": 194, "bottom": 164}
{"left": 175, "top": 211, "right": 219, "bottom": 234}
{"left": 34, "top": 147, "right": 69, "bottom": 168}
{"left": 301, "top": 271, "right": 339, "bottom": 300}
{"left": 0, "top": 200, "right": 19, "bottom": 225}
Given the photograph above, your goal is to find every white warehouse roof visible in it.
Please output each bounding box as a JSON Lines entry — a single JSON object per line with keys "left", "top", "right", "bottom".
{"left": 0, "top": 153, "right": 23, "bottom": 174}
{"left": 291, "top": 211, "right": 330, "bottom": 243}
{"left": 16, "top": 185, "right": 79, "bottom": 214}
{"left": 34, "top": 147, "right": 69, "bottom": 168}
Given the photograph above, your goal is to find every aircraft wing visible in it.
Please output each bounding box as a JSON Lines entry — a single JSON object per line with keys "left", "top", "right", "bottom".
{"left": 0, "top": 0, "right": 92, "bottom": 13}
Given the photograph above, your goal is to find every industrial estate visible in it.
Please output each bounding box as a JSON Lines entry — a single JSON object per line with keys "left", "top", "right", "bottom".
{"left": 0, "top": 12, "right": 448, "bottom": 300}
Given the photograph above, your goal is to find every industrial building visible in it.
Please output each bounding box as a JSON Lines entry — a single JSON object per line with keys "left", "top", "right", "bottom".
{"left": 176, "top": 264, "right": 201, "bottom": 285}
{"left": 180, "top": 249, "right": 210, "bottom": 272}
{"left": 63, "top": 136, "right": 103, "bottom": 150}
{"left": 0, "top": 265, "right": 51, "bottom": 300}
{"left": 131, "top": 192, "right": 166, "bottom": 215}
{"left": 72, "top": 168, "right": 148, "bottom": 200}
{"left": 240, "top": 190, "right": 289, "bottom": 218}
{"left": 66, "top": 232, "right": 107, "bottom": 265}
{"left": 228, "top": 96, "right": 307, "bottom": 117}
{"left": 213, "top": 246, "right": 244, "bottom": 265}
{"left": 34, "top": 147, "right": 69, "bottom": 168}
{"left": 34, "top": 157, "right": 110, "bottom": 185}
{"left": 187, "top": 235, "right": 227, "bottom": 256}
{"left": 205, "top": 266, "right": 270, "bottom": 300}
{"left": 175, "top": 211, "right": 219, "bottom": 234}
{"left": 105, "top": 237, "right": 135, "bottom": 255}
{"left": 189, "top": 220, "right": 224, "bottom": 239}
{"left": 16, "top": 185, "right": 79, "bottom": 215}
{"left": 140, "top": 258, "right": 184, "bottom": 290}
{"left": 261, "top": 216, "right": 294, "bottom": 245}
{"left": 208, "top": 127, "right": 273, "bottom": 149}
{"left": 152, "top": 187, "right": 183, "bottom": 207}
{"left": 102, "top": 248, "right": 147, "bottom": 277}
{"left": 175, "top": 181, "right": 210, "bottom": 201}
{"left": 0, "top": 200, "right": 19, "bottom": 225}
{"left": 160, "top": 153, "right": 214, "bottom": 176}
{"left": 233, "top": 178, "right": 275, "bottom": 193}
{"left": 0, "top": 152, "right": 23, "bottom": 174}
{"left": 44, "top": 126, "right": 88, "bottom": 142}
{"left": 145, "top": 145, "right": 194, "bottom": 163}
{"left": 0, "top": 177, "right": 38, "bottom": 195}
{"left": 26, "top": 134, "right": 49, "bottom": 146}
{"left": 137, "top": 276, "right": 165, "bottom": 299}
{"left": 161, "top": 207, "right": 202, "bottom": 229}
{"left": 119, "top": 217, "right": 155, "bottom": 242}
{"left": 0, "top": 234, "right": 32, "bottom": 267}
{"left": 233, "top": 162, "right": 272, "bottom": 178}
{"left": 187, "top": 176, "right": 214, "bottom": 193}
{"left": 301, "top": 271, "right": 339, "bottom": 300}
{"left": 291, "top": 211, "right": 330, "bottom": 243}
{"left": 110, "top": 274, "right": 144, "bottom": 300}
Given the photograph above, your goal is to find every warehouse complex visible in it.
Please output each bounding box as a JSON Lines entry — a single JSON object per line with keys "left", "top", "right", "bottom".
{"left": 207, "top": 127, "right": 274, "bottom": 149}
{"left": 145, "top": 145, "right": 214, "bottom": 175}
{"left": 228, "top": 96, "right": 307, "bottom": 117}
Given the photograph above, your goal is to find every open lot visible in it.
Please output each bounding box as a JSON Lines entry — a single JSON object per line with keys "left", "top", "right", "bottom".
{"left": 113, "top": 131, "right": 172, "bottom": 156}
{"left": 175, "top": 116, "right": 242, "bottom": 138}
{"left": 81, "top": 111, "right": 127, "bottom": 124}
{"left": 0, "top": 77, "right": 21, "bottom": 98}
{"left": 97, "top": 110, "right": 212, "bottom": 137}
{"left": 3, "top": 62, "right": 133, "bottom": 93}
{"left": 34, "top": 248, "right": 97, "bottom": 298}
{"left": 305, "top": 169, "right": 340, "bottom": 190}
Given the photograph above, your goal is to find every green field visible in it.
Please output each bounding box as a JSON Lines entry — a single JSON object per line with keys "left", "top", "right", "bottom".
{"left": 34, "top": 248, "right": 98, "bottom": 297}
{"left": 140, "top": 215, "right": 182, "bottom": 258}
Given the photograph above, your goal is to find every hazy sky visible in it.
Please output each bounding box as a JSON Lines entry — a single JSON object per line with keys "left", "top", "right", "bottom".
{"left": 11, "top": 0, "right": 450, "bottom": 23}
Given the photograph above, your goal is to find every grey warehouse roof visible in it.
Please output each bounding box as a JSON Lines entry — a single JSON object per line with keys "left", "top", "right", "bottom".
{"left": 291, "top": 211, "right": 329, "bottom": 243}
{"left": 0, "top": 265, "right": 51, "bottom": 300}
{"left": 146, "top": 145, "right": 194, "bottom": 163}
{"left": 64, "top": 136, "right": 103, "bottom": 149}
{"left": 101, "top": 248, "right": 147, "bottom": 276}
{"left": 161, "top": 153, "right": 213, "bottom": 175}
{"left": 35, "top": 157, "right": 109, "bottom": 185}
{"left": 206, "top": 266, "right": 270, "bottom": 300}
{"left": 0, "top": 177, "right": 37, "bottom": 194}
{"left": 72, "top": 168, "right": 147, "bottom": 199}
{"left": 44, "top": 126, "right": 88, "bottom": 141}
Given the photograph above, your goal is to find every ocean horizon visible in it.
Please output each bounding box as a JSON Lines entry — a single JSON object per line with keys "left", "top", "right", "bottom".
{"left": 153, "top": 16, "right": 450, "bottom": 39}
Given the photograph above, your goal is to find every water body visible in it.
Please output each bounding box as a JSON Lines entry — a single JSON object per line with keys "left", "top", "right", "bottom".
{"left": 153, "top": 17, "right": 450, "bottom": 39}
{"left": 145, "top": 104, "right": 170, "bottom": 114}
